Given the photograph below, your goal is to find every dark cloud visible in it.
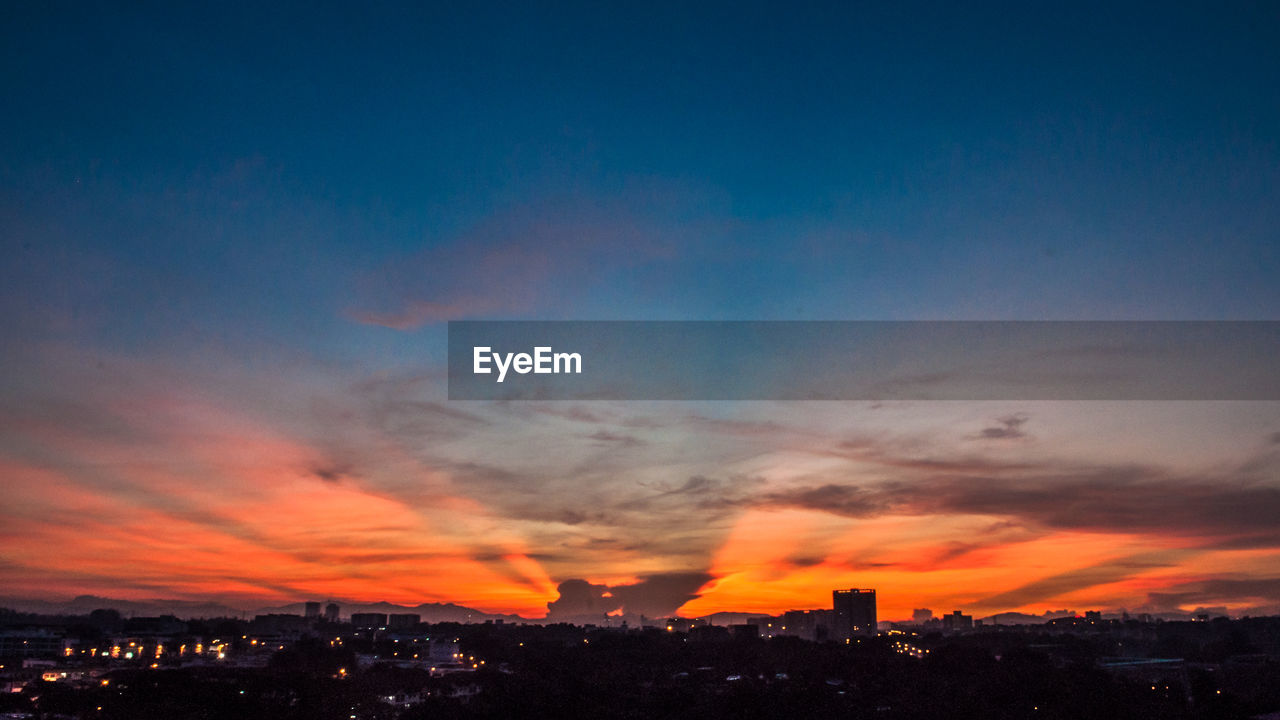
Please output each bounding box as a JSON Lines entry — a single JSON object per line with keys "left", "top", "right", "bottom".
{"left": 581, "top": 430, "right": 643, "bottom": 447}
{"left": 544, "top": 579, "right": 612, "bottom": 621}
{"left": 1141, "top": 577, "right": 1280, "bottom": 615}
{"left": 622, "top": 475, "right": 750, "bottom": 512}
{"left": 607, "top": 572, "right": 714, "bottom": 619}
{"left": 339, "top": 373, "right": 491, "bottom": 461}
{"left": 925, "top": 541, "right": 999, "bottom": 566}
{"left": 969, "top": 413, "right": 1030, "bottom": 440}
{"left": 555, "top": 509, "right": 613, "bottom": 526}
{"left": 911, "top": 472, "right": 1280, "bottom": 544}
{"left": 310, "top": 463, "right": 353, "bottom": 483}
{"left": 870, "top": 372, "right": 957, "bottom": 396}
{"left": 544, "top": 572, "right": 713, "bottom": 622}
{"left": 443, "top": 461, "right": 527, "bottom": 490}
{"left": 559, "top": 536, "right": 644, "bottom": 552}
{"left": 758, "top": 484, "right": 885, "bottom": 518}
{"left": 976, "top": 551, "right": 1191, "bottom": 610}
{"left": 665, "top": 476, "right": 718, "bottom": 495}
{"left": 754, "top": 461, "right": 1280, "bottom": 549}
{"left": 825, "top": 440, "right": 1040, "bottom": 474}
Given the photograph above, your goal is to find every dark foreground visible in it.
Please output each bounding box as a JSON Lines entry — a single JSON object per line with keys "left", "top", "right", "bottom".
{"left": 3, "top": 614, "right": 1279, "bottom": 719}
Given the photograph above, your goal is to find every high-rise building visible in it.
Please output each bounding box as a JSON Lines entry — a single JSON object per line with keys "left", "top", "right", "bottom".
{"left": 942, "top": 610, "right": 973, "bottom": 631}
{"left": 351, "top": 613, "right": 388, "bottom": 629}
{"left": 304, "top": 601, "right": 321, "bottom": 619}
{"left": 833, "top": 588, "right": 876, "bottom": 638}
{"left": 388, "top": 613, "right": 421, "bottom": 630}
{"left": 323, "top": 602, "right": 340, "bottom": 623}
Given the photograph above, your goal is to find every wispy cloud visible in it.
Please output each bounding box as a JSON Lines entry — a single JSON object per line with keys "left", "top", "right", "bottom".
{"left": 968, "top": 413, "right": 1031, "bottom": 440}
{"left": 753, "top": 463, "right": 1280, "bottom": 548}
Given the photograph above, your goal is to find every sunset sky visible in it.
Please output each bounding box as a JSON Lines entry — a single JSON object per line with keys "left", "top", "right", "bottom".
{"left": 2, "top": 2, "right": 1279, "bottom": 621}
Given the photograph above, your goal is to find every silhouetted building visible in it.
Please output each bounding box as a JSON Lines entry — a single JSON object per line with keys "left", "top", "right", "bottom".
{"left": 759, "top": 609, "right": 834, "bottom": 641}
{"left": 389, "top": 613, "right": 420, "bottom": 629}
{"left": 833, "top": 588, "right": 876, "bottom": 638}
{"left": 251, "top": 614, "right": 310, "bottom": 634}
{"left": 304, "top": 602, "right": 322, "bottom": 619}
{"left": 351, "top": 613, "right": 388, "bottom": 629}
{"left": 942, "top": 610, "right": 973, "bottom": 631}
{"left": 324, "top": 602, "right": 340, "bottom": 623}
{"left": 663, "top": 617, "right": 702, "bottom": 633}
{"left": 0, "top": 630, "right": 68, "bottom": 658}
{"left": 124, "top": 616, "right": 187, "bottom": 635}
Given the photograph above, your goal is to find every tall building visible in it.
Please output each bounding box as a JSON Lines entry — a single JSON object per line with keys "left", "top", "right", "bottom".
{"left": 351, "top": 612, "right": 388, "bottom": 629}
{"left": 833, "top": 588, "right": 876, "bottom": 638}
{"left": 304, "top": 601, "right": 321, "bottom": 619}
{"left": 942, "top": 610, "right": 973, "bottom": 631}
{"left": 388, "top": 613, "right": 421, "bottom": 630}
{"left": 323, "top": 602, "right": 340, "bottom": 623}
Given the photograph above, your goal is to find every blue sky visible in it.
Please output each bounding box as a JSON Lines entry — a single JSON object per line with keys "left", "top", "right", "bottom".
{"left": 5, "top": 1, "right": 1278, "bottom": 343}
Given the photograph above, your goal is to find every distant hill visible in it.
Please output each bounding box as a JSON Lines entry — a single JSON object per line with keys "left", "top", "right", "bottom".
{"left": 254, "top": 600, "right": 525, "bottom": 624}
{"left": 696, "top": 611, "right": 760, "bottom": 626}
{"left": 0, "top": 595, "right": 246, "bottom": 619}
{"left": 981, "top": 610, "right": 1093, "bottom": 625}
{"left": 0, "top": 595, "right": 526, "bottom": 623}
{"left": 982, "top": 612, "right": 1059, "bottom": 625}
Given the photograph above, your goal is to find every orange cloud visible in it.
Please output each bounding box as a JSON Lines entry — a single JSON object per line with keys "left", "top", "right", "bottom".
{"left": 678, "top": 506, "right": 1237, "bottom": 619}
{"left": 0, "top": 384, "right": 563, "bottom": 616}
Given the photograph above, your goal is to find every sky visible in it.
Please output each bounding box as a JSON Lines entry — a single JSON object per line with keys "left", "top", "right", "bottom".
{"left": 1, "top": 1, "right": 1279, "bottom": 622}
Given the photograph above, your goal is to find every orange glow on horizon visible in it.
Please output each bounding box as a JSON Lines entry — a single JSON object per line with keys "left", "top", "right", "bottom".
{"left": 4, "top": 387, "right": 1278, "bottom": 621}
{"left": 676, "top": 507, "right": 1273, "bottom": 619}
